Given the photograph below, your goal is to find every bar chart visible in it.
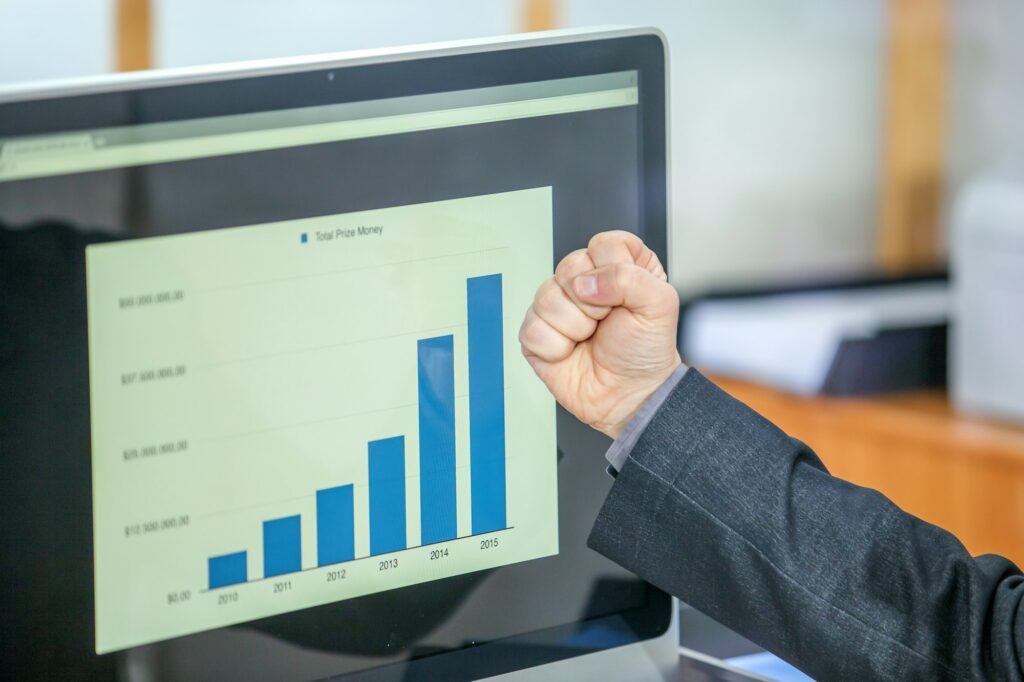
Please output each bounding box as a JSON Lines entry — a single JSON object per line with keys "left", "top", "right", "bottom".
{"left": 87, "top": 188, "right": 558, "bottom": 653}
{"left": 203, "top": 274, "right": 511, "bottom": 591}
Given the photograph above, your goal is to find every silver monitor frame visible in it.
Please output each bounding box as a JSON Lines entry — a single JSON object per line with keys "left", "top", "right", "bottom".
{"left": 1, "top": 26, "right": 679, "bottom": 681}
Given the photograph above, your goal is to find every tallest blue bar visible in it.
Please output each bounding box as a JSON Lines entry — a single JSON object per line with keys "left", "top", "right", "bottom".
{"left": 467, "top": 273, "right": 507, "bottom": 534}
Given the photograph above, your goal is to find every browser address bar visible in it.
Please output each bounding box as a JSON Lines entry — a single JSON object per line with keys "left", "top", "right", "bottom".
{"left": 0, "top": 87, "right": 637, "bottom": 183}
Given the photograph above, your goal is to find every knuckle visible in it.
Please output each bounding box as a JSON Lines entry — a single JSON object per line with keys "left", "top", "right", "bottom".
{"left": 589, "top": 230, "right": 639, "bottom": 253}
{"left": 518, "top": 312, "right": 539, "bottom": 348}
{"left": 639, "top": 248, "right": 657, "bottom": 269}
{"left": 588, "top": 231, "right": 613, "bottom": 250}
{"left": 520, "top": 314, "right": 553, "bottom": 353}
{"left": 534, "top": 277, "right": 561, "bottom": 310}
{"left": 555, "top": 249, "right": 590, "bottom": 280}
{"left": 589, "top": 229, "right": 625, "bottom": 248}
{"left": 645, "top": 252, "right": 667, "bottom": 280}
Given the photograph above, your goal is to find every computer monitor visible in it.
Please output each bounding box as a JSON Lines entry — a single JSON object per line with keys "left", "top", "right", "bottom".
{"left": 0, "top": 28, "right": 675, "bottom": 680}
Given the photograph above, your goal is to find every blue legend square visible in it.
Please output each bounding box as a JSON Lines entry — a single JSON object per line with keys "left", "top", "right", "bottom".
{"left": 300, "top": 232, "right": 308, "bottom": 243}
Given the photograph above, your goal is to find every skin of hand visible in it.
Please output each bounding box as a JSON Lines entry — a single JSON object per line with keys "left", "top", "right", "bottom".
{"left": 519, "top": 231, "right": 682, "bottom": 439}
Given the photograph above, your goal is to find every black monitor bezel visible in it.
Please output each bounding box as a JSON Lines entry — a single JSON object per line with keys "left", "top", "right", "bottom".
{"left": 0, "top": 30, "right": 672, "bottom": 680}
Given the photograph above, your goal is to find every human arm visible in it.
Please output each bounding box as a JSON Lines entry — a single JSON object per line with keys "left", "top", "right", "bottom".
{"left": 590, "top": 368, "right": 1024, "bottom": 680}
{"left": 519, "top": 231, "right": 1024, "bottom": 681}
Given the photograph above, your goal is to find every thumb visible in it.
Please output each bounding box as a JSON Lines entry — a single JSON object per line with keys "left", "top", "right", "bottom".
{"left": 571, "top": 263, "right": 678, "bottom": 320}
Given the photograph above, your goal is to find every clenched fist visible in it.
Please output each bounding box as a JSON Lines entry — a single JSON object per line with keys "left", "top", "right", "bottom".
{"left": 519, "top": 231, "right": 681, "bottom": 439}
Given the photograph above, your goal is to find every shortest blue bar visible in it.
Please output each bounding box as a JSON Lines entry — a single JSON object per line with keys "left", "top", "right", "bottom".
{"left": 208, "top": 551, "right": 247, "bottom": 589}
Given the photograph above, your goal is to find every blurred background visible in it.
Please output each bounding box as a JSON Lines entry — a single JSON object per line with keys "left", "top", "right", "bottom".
{"left": 2, "top": 3, "right": 1023, "bottom": 677}
{"left": 3, "top": 0, "right": 1023, "bottom": 292}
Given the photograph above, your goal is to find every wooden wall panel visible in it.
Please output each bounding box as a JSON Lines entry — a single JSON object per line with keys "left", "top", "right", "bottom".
{"left": 878, "top": 0, "right": 949, "bottom": 271}
{"left": 522, "top": 0, "right": 559, "bottom": 32}
{"left": 116, "top": 0, "right": 152, "bottom": 72}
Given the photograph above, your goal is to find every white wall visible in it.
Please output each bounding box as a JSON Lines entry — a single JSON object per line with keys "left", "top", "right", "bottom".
{"left": 0, "top": 1, "right": 518, "bottom": 83}
{"left": 564, "top": 1, "right": 887, "bottom": 291}
{"left": 0, "top": 0, "right": 112, "bottom": 84}
{"left": 153, "top": 0, "right": 518, "bottom": 67}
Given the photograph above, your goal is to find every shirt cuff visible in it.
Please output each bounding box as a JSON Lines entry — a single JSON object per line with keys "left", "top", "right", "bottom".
{"left": 604, "top": 363, "right": 689, "bottom": 475}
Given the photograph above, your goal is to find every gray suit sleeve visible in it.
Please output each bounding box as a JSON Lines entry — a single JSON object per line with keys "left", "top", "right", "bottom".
{"left": 587, "top": 370, "right": 1024, "bottom": 681}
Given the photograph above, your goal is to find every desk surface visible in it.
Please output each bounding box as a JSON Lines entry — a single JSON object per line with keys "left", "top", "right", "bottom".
{"left": 710, "top": 374, "right": 1024, "bottom": 565}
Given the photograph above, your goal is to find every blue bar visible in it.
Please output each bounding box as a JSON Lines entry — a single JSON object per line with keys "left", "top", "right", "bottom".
{"left": 208, "top": 551, "right": 247, "bottom": 589}
{"left": 369, "top": 436, "right": 407, "bottom": 555}
{"left": 263, "top": 515, "right": 301, "bottom": 577}
{"left": 467, "top": 274, "right": 508, "bottom": 534}
{"left": 316, "top": 484, "right": 355, "bottom": 566}
{"left": 418, "top": 335, "right": 457, "bottom": 544}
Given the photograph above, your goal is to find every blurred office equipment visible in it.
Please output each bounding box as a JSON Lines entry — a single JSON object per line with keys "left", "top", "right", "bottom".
{"left": 951, "top": 177, "right": 1024, "bottom": 424}
{"left": 679, "top": 277, "right": 949, "bottom": 396}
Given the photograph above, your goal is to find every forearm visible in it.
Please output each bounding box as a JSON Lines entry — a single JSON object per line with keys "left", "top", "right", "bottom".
{"left": 588, "top": 370, "right": 1024, "bottom": 681}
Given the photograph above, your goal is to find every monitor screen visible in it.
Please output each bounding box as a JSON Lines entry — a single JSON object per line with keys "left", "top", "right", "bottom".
{"left": 0, "top": 32, "right": 670, "bottom": 680}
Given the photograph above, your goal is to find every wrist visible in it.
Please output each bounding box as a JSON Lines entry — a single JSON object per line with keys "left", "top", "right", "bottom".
{"left": 600, "top": 355, "right": 683, "bottom": 439}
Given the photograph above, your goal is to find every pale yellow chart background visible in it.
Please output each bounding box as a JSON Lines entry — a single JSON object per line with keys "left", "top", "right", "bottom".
{"left": 87, "top": 188, "right": 558, "bottom": 654}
